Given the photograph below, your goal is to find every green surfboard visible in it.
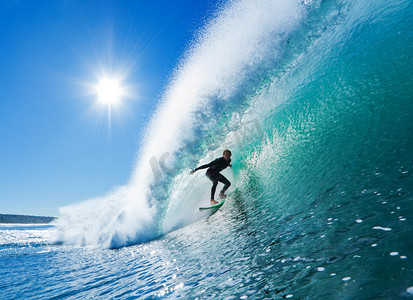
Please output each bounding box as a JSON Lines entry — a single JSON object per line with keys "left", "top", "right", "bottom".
{"left": 199, "top": 199, "right": 225, "bottom": 211}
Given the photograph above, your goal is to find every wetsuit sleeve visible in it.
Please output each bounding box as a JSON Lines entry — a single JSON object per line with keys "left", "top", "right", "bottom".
{"left": 194, "top": 158, "right": 220, "bottom": 171}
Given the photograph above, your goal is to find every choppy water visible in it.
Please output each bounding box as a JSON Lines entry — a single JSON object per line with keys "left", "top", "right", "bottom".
{"left": 2, "top": 0, "right": 413, "bottom": 298}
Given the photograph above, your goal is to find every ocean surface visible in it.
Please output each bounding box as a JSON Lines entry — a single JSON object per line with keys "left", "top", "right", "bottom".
{"left": 2, "top": 0, "right": 413, "bottom": 298}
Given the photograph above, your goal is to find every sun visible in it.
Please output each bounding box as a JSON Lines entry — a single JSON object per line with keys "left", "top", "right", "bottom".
{"left": 96, "top": 77, "right": 123, "bottom": 104}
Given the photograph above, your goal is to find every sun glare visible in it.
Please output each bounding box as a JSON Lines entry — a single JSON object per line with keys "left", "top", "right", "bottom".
{"left": 96, "top": 78, "right": 123, "bottom": 104}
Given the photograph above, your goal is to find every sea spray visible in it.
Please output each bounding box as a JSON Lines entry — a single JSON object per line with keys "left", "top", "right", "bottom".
{"left": 54, "top": 185, "right": 157, "bottom": 248}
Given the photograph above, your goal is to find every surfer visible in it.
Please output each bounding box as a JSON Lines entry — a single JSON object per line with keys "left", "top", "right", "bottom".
{"left": 190, "top": 149, "right": 232, "bottom": 205}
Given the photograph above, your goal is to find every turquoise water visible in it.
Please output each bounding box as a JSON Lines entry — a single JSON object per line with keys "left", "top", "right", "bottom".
{"left": 2, "top": 0, "right": 413, "bottom": 298}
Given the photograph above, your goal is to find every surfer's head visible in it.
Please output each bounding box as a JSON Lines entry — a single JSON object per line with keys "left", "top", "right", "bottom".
{"left": 223, "top": 149, "right": 232, "bottom": 160}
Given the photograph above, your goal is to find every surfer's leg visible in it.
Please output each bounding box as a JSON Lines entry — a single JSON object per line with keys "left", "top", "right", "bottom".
{"left": 211, "top": 180, "right": 218, "bottom": 199}
{"left": 207, "top": 173, "right": 219, "bottom": 204}
{"left": 216, "top": 173, "right": 231, "bottom": 196}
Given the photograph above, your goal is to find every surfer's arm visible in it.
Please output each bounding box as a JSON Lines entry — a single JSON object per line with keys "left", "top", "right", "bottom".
{"left": 190, "top": 159, "right": 219, "bottom": 174}
{"left": 190, "top": 163, "right": 211, "bottom": 174}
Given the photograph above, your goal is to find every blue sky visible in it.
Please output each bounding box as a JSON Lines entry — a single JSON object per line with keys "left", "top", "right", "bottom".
{"left": 0, "top": 0, "right": 218, "bottom": 216}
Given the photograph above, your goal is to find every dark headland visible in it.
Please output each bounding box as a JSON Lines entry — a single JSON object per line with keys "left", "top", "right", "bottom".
{"left": 0, "top": 214, "right": 55, "bottom": 224}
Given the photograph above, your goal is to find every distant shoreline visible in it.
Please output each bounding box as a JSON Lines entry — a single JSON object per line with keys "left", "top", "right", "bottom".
{"left": 0, "top": 214, "right": 55, "bottom": 224}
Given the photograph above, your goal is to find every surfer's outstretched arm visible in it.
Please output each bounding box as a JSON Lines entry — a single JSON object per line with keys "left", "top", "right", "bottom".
{"left": 190, "top": 162, "right": 214, "bottom": 175}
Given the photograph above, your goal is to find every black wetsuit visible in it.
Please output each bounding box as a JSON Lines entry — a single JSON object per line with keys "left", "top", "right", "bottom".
{"left": 195, "top": 157, "right": 231, "bottom": 199}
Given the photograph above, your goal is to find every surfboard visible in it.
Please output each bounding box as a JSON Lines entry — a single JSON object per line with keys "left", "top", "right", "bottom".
{"left": 199, "top": 199, "right": 225, "bottom": 211}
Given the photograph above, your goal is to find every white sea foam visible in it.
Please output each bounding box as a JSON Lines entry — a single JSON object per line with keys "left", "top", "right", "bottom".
{"left": 372, "top": 226, "right": 392, "bottom": 231}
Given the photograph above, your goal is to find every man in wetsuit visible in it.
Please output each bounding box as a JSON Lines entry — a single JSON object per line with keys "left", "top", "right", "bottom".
{"left": 190, "top": 149, "right": 232, "bottom": 205}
